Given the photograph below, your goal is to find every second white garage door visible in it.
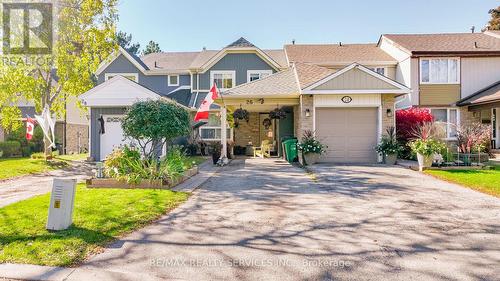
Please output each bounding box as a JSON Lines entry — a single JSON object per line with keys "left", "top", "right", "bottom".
{"left": 315, "top": 107, "right": 378, "bottom": 163}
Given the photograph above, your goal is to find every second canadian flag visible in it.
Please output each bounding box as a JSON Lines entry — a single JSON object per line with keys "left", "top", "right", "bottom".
{"left": 194, "top": 83, "right": 219, "bottom": 122}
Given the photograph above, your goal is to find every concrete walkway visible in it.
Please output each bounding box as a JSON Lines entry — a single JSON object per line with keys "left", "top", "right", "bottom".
{"left": 0, "top": 161, "right": 93, "bottom": 208}
{"left": 1, "top": 158, "right": 499, "bottom": 280}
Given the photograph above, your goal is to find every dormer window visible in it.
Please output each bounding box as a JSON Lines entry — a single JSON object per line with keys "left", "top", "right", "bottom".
{"left": 420, "top": 58, "right": 459, "bottom": 84}
{"left": 168, "top": 75, "right": 179, "bottom": 86}
{"left": 210, "top": 71, "right": 235, "bottom": 90}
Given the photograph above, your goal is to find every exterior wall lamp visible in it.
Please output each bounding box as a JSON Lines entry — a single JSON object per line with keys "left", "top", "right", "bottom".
{"left": 386, "top": 109, "right": 393, "bottom": 117}
{"left": 305, "top": 108, "right": 311, "bottom": 117}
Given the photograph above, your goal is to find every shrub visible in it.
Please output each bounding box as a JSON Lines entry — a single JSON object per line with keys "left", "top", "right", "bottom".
{"left": 31, "top": 152, "right": 46, "bottom": 159}
{"left": 409, "top": 139, "right": 447, "bottom": 157}
{"left": 297, "top": 130, "right": 326, "bottom": 154}
{"left": 456, "top": 122, "right": 491, "bottom": 154}
{"left": 0, "top": 141, "right": 21, "bottom": 157}
{"left": 6, "top": 125, "right": 44, "bottom": 156}
{"left": 396, "top": 108, "right": 434, "bottom": 158}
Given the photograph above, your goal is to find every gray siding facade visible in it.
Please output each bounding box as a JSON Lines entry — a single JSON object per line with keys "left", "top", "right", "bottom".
{"left": 90, "top": 107, "right": 127, "bottom": 161}
{"left": 193, "top": 53, "right": 276, "bottom": 91}
{"left": 97, "top": 54, "right": 190, "bottom": 96}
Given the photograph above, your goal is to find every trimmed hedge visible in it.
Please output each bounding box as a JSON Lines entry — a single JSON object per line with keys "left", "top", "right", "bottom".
{"left": 0, "top": 141, "right": 22, "bottom": 157}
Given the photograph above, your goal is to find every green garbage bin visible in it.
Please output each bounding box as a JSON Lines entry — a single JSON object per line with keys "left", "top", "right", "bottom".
{"left": 283, "top": 138, "right": 298, "bottom": 163}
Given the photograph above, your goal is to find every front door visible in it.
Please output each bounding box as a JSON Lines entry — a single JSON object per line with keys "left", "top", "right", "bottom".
{"left": 259, "top": 113, "right": 275, "bottom": 148}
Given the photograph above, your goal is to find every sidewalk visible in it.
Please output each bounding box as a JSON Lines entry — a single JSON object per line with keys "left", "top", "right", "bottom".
{"left": 0, "top": 161, "right": 93, "bottom": 208}
{"left": 0, "top": 160, "right": 219, "bottom": 281}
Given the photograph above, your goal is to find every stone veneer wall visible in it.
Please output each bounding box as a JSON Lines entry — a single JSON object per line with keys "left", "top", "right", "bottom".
{"left": 381, "top": 94, "right": 396, "bottom": 136}
{"left": 297, "top": 95, "right": 314, "bottom": 141}
{"left": 234, "top": 112, "right": 260, "bottom": 147}
{"left": 459, "top": 107, "right": 481, "bottom": 127}
{"left": 66, "top": 123, "right": 89, "bottom": 154}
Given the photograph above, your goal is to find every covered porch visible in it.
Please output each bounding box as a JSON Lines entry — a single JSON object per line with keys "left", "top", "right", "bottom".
{"left": 214, "top": 68, "right": 300, "bottom": 158}
{"left": 457, "top": 81, "right": 500, "bottom": 149}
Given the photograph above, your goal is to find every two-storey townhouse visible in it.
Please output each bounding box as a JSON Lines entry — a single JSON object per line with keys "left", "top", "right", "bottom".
{"left": 379, "top": 31, "right": 500, "bottom": 148}
{"left": 81, "top": 38, "right": 289, "bottom": 161}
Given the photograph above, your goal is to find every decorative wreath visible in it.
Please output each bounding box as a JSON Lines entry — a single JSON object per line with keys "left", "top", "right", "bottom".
{"left": 262, "top": 118, "right": 272, "bottom": 129}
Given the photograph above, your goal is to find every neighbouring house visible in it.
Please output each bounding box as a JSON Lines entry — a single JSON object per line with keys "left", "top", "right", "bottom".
{"left": 81, "top": 32, "right": 500, "bottom": 163}
{"left": 379, "top": 31, "right": 500, "bottom": 148}
{"left": 0, "top": 92, "right": 89, "bottom": 155}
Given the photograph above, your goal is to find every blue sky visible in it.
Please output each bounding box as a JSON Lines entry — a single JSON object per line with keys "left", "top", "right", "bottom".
{"left": 117, "top": 0, "right": 499, "bottom": 52}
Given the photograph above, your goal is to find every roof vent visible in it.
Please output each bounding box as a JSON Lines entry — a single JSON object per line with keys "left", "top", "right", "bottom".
{"left": 202, "top": 46, "right": 206, "bottom": 51}
{"left": 154, "top": 61, "right": 158, "bottom": 68}
{"left": 292, "top": 39, "right": 295, "bottom": 45}
{"left": 339, "top": 42, "right": 343, "bottom": 46}
{"left": 471, "top": 26, "right": 475, "bottom": 33}
{"left": 474, "top": 41, "right": 478, "bottom": 48}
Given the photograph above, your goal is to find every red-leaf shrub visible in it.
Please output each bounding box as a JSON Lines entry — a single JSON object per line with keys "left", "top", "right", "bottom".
{"left": 396, "top": 107, "right": 434, "bottom": 158}
{"left": 396, "top": 107, "right": 434, "bottom": 141}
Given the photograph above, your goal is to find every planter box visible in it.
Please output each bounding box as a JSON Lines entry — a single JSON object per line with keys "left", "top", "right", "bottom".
{"left": 86, "top": 166, "right": 199, "bottom": 189}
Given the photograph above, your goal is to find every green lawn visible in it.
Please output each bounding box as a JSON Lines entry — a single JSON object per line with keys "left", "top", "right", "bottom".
{"left": 0, "top": 184, "right": 188, "bottom": 266}
{"left": 426, "top": 166, "right": 500, "bottom": 197}
{"left": 0, "top": 158, "right": 67, "bottom": 180}
{"left": 55, "top": 153, "right": 88, "bottom": 162}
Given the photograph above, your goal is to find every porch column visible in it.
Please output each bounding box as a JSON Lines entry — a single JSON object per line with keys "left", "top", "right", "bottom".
{"left": 220, "top": 106, "right": 227, "bottom": 160}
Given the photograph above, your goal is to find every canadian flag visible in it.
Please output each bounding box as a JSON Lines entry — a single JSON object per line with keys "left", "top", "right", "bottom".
{"left": 26, "top": 117, "right": 35, "bottom": 140}
{"left": 194, "top": 83, "right": 219, "bottom": 121}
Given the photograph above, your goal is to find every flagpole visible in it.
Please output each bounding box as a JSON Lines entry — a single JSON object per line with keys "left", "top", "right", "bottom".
{"left": 218, "top": 84, "right": 229, "bottom": 165}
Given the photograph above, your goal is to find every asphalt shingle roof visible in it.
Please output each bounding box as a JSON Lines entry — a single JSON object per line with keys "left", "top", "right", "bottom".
{"left": 222, "top": 68, "right": 299, "bottom": 97}
{"left": 141, "top": 52, "right": 199, "bottom": 72}
{"left": 383, "top": 32, "right": 500, "bottom": 54}
{"left": 285, "top": 43, "right": 397, "bottom": 65}
{"left": 457, "top": 80, "right": 500, "bottom": 106}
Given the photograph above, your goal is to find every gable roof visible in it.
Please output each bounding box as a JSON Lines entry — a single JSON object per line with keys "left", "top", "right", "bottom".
{"left": 80, "top": 75, "right": 190, "bottom": 109}
{"left": 294, "top": 62, "right": 336, "bottom": 89}
{"left": 302, "top": 63, "right": 410, "bottom": 95}
{"left": 381, "top": 32, "right": 500, "bottom": 55}
{"left": 141, "top": 52, "right": 199, "bottom": 72}
{"left": 285, "top": 43, "right": 397, "bottom": 66}
{"left": 95, "top": 46, "right": 150, "bottom": 76}
{"left": 456, "top": 80, "right": 500, "bottom": 106}
{"left": 222, "top": 68, "right": 299, "bottom": 98}
{"left": 226, "top": 37, "right": 256, "bottom": 48}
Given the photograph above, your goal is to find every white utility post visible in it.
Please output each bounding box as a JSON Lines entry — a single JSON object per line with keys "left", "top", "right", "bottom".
{"left": 220, "top": 106, "right": 228, "bottom": 162}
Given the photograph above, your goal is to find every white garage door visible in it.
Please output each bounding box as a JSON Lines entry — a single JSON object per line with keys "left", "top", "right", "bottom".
{"left": 100, "top": 115, "right": 130, "bottom": 160}
{"left": 315, "top": 107, "right": 378, "bottom": 163}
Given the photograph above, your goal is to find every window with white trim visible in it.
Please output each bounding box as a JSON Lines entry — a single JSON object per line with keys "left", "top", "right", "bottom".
{"left": 247, "top": 70, "right": 272, "bottom": 82}
{"left": 210, "top": 71, "right": 235, "bottom": 89}
{"left": 368, "top": 67, "right": 385, "bottom": 76}
{"left": 199, "top": 113, "right": 232, "bottom": 141}
{"left": 168, "top": 75, "right": 179, "bottom": 86}
{"left": 104, "top": 73, "right": 138, "bottom": 82}
{"left": 420, "top": 58, "right": 459, "bottom": 84}
{"left": 430, "top": 108, "right": 459, "bottom": 139}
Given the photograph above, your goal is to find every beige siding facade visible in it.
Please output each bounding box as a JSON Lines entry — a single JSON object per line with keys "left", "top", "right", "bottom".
{"left": 419, "top": 84, "right": 461, "bottom": 106}
{"left": 461, "top": 57, "right": 500, "bottom": 98}
{"left": 313, "top": 68, "right": 399, "bottom": 91}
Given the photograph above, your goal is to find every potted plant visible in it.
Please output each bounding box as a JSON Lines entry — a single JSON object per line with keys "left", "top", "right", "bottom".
{"left": 211, "top": 142, "right": 222, "bottom": 164}
{"left": 375, "top": 127, "right": 402, "bottom": 165}
{"left": 269, "top": 107, "right": 287, "bottom": 119}
{"left": 408, "top": 122, "right": 446, "bottom": 171}
{"left": 297, "top": 130, "right": 325, "bottom": 165}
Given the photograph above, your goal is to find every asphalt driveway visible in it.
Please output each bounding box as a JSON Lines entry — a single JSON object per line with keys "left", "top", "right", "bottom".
{"left": 71, "top": 158, "right": 500, "bottom": 281}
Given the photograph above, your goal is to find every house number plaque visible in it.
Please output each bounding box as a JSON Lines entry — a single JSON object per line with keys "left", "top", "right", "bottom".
{"left": 341, "top": 96, "right": 352, "bottom": 103}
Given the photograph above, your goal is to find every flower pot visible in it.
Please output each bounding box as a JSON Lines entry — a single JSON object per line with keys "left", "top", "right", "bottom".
{"left": 303, "top": 152, "right": 320, "bottom": 165}
{"left": 212, "top": 152, "right": 220, "bottom": 165}
{"left": 384, "top": 154, "right": 397, "bottom": 165}
{"left": 417, "top": 153, "right": 433, "bottom": 171}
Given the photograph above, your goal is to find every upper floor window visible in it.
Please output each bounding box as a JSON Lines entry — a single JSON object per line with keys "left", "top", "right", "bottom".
{"left": 210, "top": 71, "right": 235, "bottom": 90}
{"left": 420, "top": 58, "right": 459, "bottom": 84}
{"left": 368, "top": 67, "right": 385, "bottom": 76}
{"left": 104, "top": 73, "right": 138, "bottom": 82}
{"left": 168, "top": 75, "right": 179, "bottom": 86}
{"left": 247, "top": 70, "right": 273, "bottom": 82}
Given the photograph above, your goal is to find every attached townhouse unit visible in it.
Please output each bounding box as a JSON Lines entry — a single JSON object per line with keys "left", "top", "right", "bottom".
{"left": 81, "top": 32, "right": 500, "bottom": 163}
